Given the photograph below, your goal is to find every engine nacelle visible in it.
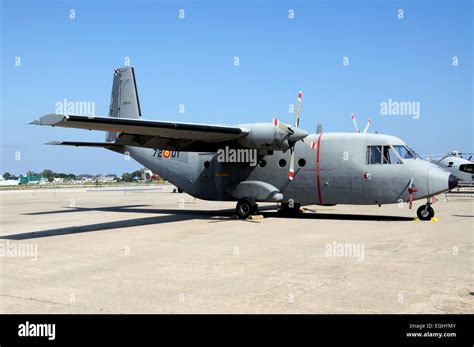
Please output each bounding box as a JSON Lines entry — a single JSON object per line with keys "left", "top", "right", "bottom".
{"left": 237, "top": 123, "right": 291, "bottom": 151}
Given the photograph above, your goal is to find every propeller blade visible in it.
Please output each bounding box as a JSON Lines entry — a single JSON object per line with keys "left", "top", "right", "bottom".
{"left": 294, "top": 91, "right": 302, "bottom": 127}
{"left": 351, "top": 113, "right": 360, "bottom": 133}
{"left": 289, "top": 149, "right": 295, "bottom": 180}
{"left": 273, "top": 118, "right": 293, "bottom": 134}
{"left": 303, "top": 137, "right": 316, "bottom": 150}
{"left": 363, "top": 118, "right": 372, "bottom": 133}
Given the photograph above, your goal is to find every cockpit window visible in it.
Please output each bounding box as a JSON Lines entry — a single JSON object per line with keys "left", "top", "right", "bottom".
{"left": 406, "top": 146, "right": 421, "bottom": 159}
{"left": 367, "top": 146, "right": 382, "bottom": 164}
{"left": 367, "top": 145, "right": 402, "bottom": 164}
{"left": 393, "top": 145, "right": 419, "bottom": 160}
{"left": 383, "top": 146, "right": 402, "bottom": 164}
{"left": 459, "top": 164, "right": 474, "bottom": 174}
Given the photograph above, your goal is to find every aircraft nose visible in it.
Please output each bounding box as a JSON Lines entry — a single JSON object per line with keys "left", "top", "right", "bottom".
{"left": 427, "top": 166, "right": 455, "bottom": 195}
{"left": 448, "top": 174, "right": 458, "bottom": 190}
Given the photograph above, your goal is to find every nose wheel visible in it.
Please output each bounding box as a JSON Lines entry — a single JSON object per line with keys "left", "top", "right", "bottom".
{"left": 417, "top": 204, "right": 434, "bottom": 221}
{"left": 236, "top": 198, "right": 258, "bottom": 219}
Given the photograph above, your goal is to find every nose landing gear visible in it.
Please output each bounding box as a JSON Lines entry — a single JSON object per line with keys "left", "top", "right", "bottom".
{"left": 416, "top": 203, "right": 435, "bottom": 221}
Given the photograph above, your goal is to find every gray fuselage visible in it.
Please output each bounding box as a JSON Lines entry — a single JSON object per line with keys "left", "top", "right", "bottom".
{"left": 127, "top": 132, "right": 453, "bottom": 206}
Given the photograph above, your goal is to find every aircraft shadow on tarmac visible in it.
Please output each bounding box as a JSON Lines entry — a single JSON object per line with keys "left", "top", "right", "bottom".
{"left": 1, "top": 205, "right": 413, "bottom": 240}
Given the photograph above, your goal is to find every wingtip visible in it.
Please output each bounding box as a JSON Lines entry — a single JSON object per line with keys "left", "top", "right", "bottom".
{"left": 31, "top": 114, "right": 68, "bottom": 126}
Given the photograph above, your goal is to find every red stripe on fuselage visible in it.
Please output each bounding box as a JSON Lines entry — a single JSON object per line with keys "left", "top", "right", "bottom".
{"left": 316, "top": 134, "right": 323, "bottom": 204}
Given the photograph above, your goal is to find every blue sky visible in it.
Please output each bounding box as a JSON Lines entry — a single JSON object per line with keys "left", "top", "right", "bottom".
{"left": 1, "top": 0, "right": 472, "bottom": 175}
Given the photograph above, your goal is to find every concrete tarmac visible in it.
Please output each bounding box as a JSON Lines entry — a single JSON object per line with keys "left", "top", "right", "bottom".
{"left": 0, "top": 185, "right": 472, "bottom": 313}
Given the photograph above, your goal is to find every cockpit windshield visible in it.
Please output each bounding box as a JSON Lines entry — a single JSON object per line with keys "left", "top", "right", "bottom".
{"left": 393, "top": 145, "right": 420, "bottom": 160}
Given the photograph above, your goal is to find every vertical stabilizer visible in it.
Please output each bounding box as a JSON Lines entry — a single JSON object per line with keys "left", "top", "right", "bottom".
{"left": 106, "top": 66, "right": 142, "bottom": 142}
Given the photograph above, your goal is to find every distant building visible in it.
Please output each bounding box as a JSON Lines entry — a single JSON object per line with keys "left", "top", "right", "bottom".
{"left": 97, "top": 176, "right": 116, "bottom": 183}
{"left": 0, "top": 177, "right": 19, "bottom": 186}
{"left": 19, "top": 175, "right": 46, "bottom": 185}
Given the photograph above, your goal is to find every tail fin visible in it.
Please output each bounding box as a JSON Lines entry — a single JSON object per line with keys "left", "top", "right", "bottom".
{"left": 106, "top": 66, "right": 142, "bottom": 142}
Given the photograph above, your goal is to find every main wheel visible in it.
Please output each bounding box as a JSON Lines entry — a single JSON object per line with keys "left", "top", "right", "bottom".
{"left": 236, "top": 198, "right": 257, "bottom": 219}
{"left": 417, "top": 205, "right": 434, "bottom": 221}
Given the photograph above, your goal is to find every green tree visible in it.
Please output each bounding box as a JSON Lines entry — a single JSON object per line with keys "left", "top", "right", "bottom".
{"left": 42, "top": 169, "right": 55, "bottom": 182}
{"left": 3, "top": 172, "right": 12, "bottom": 180}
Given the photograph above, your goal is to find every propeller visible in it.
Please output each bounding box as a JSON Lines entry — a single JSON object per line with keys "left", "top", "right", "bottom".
{"left": 273, "top": 118, "right": 294, "bottom": 135}
{"left": 351, "top": 113, "right": 359, "bottom": 133}
{"left": 362, "top": 118, "right": 372, "bottom": 133}
{"left": 303, "top": 137, "right": 316, "bottom": 150}
{"left": 294, "top": 91, "right": 302, "bottom": 127}
{"left": 273, "top": 90, "right": 311, "bottom": 181}
{"left": 352, "top": 113, "right": 372, "bottom": 133}
{"left": 288, "top": 91, "right": 303, "bottom": 180}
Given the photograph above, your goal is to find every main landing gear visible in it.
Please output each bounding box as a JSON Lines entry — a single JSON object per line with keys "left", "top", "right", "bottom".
{"left": 416, "top": 203, "right": 435, "bottom": 221}
{"left": 236, "top": 198, "right": 258, "bottom": 219}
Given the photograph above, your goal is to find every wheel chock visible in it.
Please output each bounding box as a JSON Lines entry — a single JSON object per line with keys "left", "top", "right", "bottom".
{"left": 248, "top": 214, "right": 264, "bottom": 220}
{"left": 413, "top": 217, "right": 438, "bottom": 222}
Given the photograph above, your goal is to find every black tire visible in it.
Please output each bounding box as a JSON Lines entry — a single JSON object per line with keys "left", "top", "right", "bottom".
{"left": 417, "top": 205, "right": 434, "bottom": 221}
{"left": 250, "top": 202, "right": 259, "bottom": 214}
{"left": 177, "top": 188, "right": 183, "bottom": 193}
{"left": 236, "top": 198, "right": 257, "bottom": 219}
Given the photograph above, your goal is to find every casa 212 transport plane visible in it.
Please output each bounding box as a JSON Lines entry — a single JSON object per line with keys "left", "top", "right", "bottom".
{"left": 32, "top": 67, "right": 458, "bottom": 220}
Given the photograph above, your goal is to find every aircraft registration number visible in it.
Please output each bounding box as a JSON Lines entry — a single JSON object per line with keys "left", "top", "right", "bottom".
{"left": 153, "top": 149, "right": 180, "bottom": 159}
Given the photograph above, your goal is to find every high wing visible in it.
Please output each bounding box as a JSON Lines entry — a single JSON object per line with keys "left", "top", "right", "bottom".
{"left": 32, "top": 114, "right": 249, "bottom": 152}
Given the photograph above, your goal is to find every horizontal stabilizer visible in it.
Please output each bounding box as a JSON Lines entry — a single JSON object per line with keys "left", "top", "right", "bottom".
{"left": 47, "top": 141, "right": 122, "bottom": 147}
{"left": 46, "top": 141, "right": 124, "bottom": 152}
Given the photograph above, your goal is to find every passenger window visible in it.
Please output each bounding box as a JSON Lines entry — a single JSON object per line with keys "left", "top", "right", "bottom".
{"left": 367, "top": 146, "right": 382, "bottom": 164}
